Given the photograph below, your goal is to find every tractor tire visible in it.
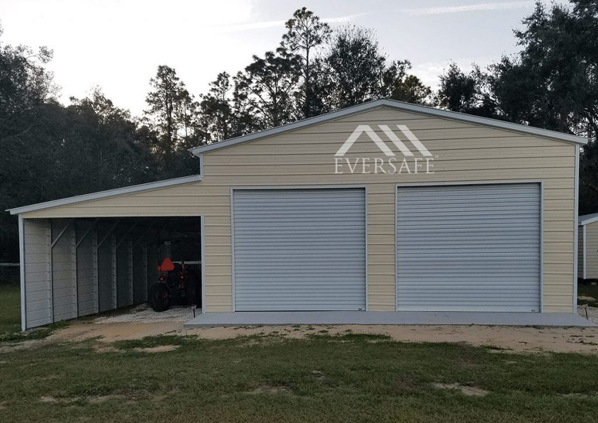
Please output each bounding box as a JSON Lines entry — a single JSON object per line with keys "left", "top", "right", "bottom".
{"left": 149, "top": 283, "right": 171, "bottom": 312}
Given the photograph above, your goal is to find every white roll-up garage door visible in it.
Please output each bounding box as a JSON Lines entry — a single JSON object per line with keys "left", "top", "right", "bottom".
{"left": 233, "top": 189, "right": 366, "bottom": 311}
{"left": 396, "top": 183, "right": 541, "bottom": 312}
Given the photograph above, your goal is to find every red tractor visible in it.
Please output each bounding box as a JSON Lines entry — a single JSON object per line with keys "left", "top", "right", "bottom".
{"left": 149, "top": 258, "right": 198, "bottom": 312}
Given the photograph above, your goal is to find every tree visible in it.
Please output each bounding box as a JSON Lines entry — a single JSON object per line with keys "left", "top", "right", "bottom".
{"left": 325, "top": 25, "right": 386, "bottom": 109}
{"left": 0, "top": 24, "right": 56, "bottom": 262}
{"left": 436, "top": 62, "right": 496, "bottom": 117}
{"left": 282, "top": 7, "right": 331, "bottom": 118}
{"left": 483, "top": 1, "right": 598, "bottom": 213}
{"left": 490, "top": 1, "right": 597, "bottom": 134}
{"left": 68, "top": 89, "right": 158, "bottom": 190}
{"left": 199, "top": 72, "right": 234, "bottom": 143}
{"left": 234, "top": 49, "right": 301, "bottom": 129}
{"left": 0, "top": 23, "right": 55, "bottom": 141}
{"left": 382, "top": 60, "right": 432, "bottom": 105}
{"left": 144, "top": 65, "right": 199, "bottom": 173}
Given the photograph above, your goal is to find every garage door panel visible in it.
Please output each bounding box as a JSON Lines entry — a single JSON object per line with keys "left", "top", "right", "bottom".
{"left": 397, "top": 183, "right": 541, "bottom": 312}
{"left": 233, "top": 189, "right": 366, "bottom": 311}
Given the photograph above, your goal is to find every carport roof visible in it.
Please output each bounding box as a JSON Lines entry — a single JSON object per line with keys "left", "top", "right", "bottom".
{"left": 7, "top": 174, "right": 202, "bottom": 216}
{"left": 579, "top": 212, "right": 598, "bottom": 226}
{"left": 189, "top": 98, "right": 588, "bottom": 156}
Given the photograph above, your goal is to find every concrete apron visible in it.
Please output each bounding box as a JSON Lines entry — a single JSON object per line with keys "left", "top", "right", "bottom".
{"left": 184, "top": 311, "right": 595, "bottom": 328}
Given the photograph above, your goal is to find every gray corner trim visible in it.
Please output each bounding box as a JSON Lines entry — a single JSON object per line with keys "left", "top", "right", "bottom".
{"left": 230, "top": 189, "right": 236, "bottom": 313}
{"left": 73, "top": 224, "right": 78, "bottom": 318}
{"left": 364, "top": 185, "right": 369, "bottom": 312}
{"left": 394, "top": 185, "right": 398, "bottom": 312}
{"left": 18, "top": 216, "right": 26, "bottom": 331}
{"left": 540, "top": 181, "right": 545, "bottom": 313}
{"left": 49, "top": 222, "right": 55, "bottom": 324}
{"left": 200, "top": 215, "right": 206, "bottom": 314}
{"left": 574, "top": 146, "right": 580, "bottom": 312}
{"left": 189, "top": 99, "right": 587, "bottom": 156}
{"left": 8, "top": 174, "right": 203, "bottom": 216}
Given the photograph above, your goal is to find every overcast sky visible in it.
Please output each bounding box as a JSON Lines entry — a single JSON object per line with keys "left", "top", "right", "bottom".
{"left": 0, "top": 0, "right": 557, "bottom": 116}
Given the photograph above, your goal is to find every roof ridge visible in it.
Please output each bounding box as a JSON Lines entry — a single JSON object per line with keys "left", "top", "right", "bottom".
{"left": 189, "top": 99, "right": 587, "bottom": 156}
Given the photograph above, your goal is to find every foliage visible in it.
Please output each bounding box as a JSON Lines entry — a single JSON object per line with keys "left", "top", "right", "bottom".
{"left": 144, "top": 65, "right": 201, "bottom": 176}
{"left": 436, "top": 62, "right": 496, "bottom": 117}
{"left": 282, "top": 7, "right": 332, "bottom": 118}
{"left": 234, "top": 49, "right": 302, "bottom": 129}
{"left": 4, "top": 1, "right": 598, "bottom": 260}
{"left": 198, "top": 72, "right": 234, "bottom": 143}
{"left": 436, "top": 1, "right": 598, "bottom": 212}
{"left": 382, "top": 60, "right": 432, "bottom": 105}
{"left": 325, "top": 25, "right": 387, "bottom": 109}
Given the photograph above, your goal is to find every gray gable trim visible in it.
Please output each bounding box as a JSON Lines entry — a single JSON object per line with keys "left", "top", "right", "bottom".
{"left": 189, "top": 99, "right": 587, "bottom": 156}
{"left": 8, "top": 174, "right": 202, "bottom": 215}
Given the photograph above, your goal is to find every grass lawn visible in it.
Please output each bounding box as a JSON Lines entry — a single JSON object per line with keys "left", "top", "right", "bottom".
{"left": 0, "top": 284, "right": 20, "bottom": 335}
{"left": 0, "top": 284, "right": 62, "bottom": 343}
{"left": 1, "top": 285, "right": 598, "bottom": 422}
{"left": 1, "top": 334, "right": 598, "bottom": 422}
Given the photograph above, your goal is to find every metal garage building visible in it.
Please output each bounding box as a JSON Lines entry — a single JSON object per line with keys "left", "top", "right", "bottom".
{"left": 9, "top": 99, "right": 587, "bottom": 330}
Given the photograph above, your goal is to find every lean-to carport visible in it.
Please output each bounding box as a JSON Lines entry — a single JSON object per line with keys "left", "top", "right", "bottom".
{"left": 17, "top": 216, "right": 202, "bottom": 330}
{"left": 9, "top": 175, "right": 205, "bottom": 331}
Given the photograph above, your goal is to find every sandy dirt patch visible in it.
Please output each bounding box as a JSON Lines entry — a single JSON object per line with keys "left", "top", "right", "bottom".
{"left": 133, "top": 345, "right": 180, "bottom": 353}
{"left": 4, "top": 305, "right": 598, "bottom": 355}
{"left": 432, "top": 383, "right": 489, "bottom": 397}
{"left": 579, "top": 295, "right": 596, "bottom": 302}
{"left": 578, "top": 305, "right": 598, "bottom": 324}
{"left": 48, "top": 321, "right": 184, "bottom": 344}
{"left": 8, "top": 321, "right": 598, "bottom": 354}
{"left": 187, "top": 324, "right": 598, "bottom": 354}
{"left": 94, "top": 304, "right": 194, "bottom": 324}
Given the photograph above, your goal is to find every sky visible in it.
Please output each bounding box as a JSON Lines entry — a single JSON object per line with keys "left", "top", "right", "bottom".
{"left": 0, "top": 0, "right": 558, "bottom": 116}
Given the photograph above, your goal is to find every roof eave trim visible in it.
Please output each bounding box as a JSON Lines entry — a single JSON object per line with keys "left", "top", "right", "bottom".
{"left": 580, "top": 216, "right": 598, "bottom": 226}
{"left": 8, "top": 174, "right": 202, "bottom": 215}
{"left": 189, "top": 100, "right": 389, "bottom": 155}
{"left": 189, "top": 99, "right": 588, "bottom": 156}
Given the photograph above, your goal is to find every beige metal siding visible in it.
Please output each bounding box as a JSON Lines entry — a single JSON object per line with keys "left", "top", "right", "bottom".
{"left": 21, "top": 107, "right": 577, "bottom": 313}
{"left": 586, "top": 222, "right": 598, "bottom": 279}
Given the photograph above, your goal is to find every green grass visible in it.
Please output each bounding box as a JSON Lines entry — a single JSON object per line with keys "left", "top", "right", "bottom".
{"left": 0, "top": 284, "right": 66, "bottom": 343}
{"left": 578, "top": 283, "right": 598, "bottom": 307}
{"left": 1, "top": 285, "right": 598, "bottom": 421}
{"left": 0, "top": 284, "right": 20, "bottom": 335}
{"left": 1, "top": 333, "right": 598, "bottom": 422}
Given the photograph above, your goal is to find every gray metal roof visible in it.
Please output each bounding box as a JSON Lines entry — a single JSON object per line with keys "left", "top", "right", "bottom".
{"left": 579, "top": 212, "right": 598, "bottom": 225}
{"left": 189, "top": 99, "right": 588, "bottom": 156}
{"left": 8, "top": 174, "right": 202, "bottom": 215}
{"left": 9, "top": 99, "right": 588, "bottom": 217}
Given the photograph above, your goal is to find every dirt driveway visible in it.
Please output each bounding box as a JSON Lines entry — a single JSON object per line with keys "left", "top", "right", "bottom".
{"left": 28, "top": 304, "right": 597, "bottom": 354}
